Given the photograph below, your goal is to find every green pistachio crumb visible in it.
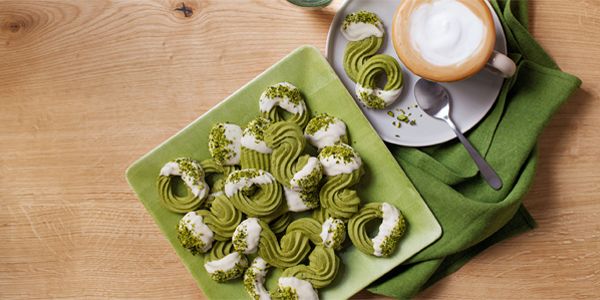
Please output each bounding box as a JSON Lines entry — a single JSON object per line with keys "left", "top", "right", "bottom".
{"left": 410, "top": 120, "right": 416, "bottom": 126}
{"left": 233, "top": 227, "right": 248, "bottom": 252}
{"left": 319, "top": 144, "right": 358, "bottom": 164}
{"left": 396, "top": 114, "right": 409, "bottom": 123}
{"left": 228, "top": 169, "right": 262, "bottom": 183}
{"left": 177, "top": 222, "right": 206, "bottom": 255}
{"left": 379, "top": 218, "right": 406, "bottom": 256}
{"left": 243, "top": 268, "right": 259, "bottom": 299}
{"left": 387, "top": 111, "right": 394, "bottom": 117}
{"left": 305, "top": 113, "right": 337, "bottom": 136}
{"left": 174, "top": 158, "right": 204, "bottom": 187}
{"left": 293, "top": 164, "right": 322, "bottom": 190}
{"left": 272, "top": 286, "right": 299, "bottom": 300}
{"left": 244, "top": 117, "right": 271, "bottom": 142}
{"left": 396, "top": 122, "right": 401, "bottom": 128}
{"left": 359, "top": 91, "right": 385, "bottom": 109}
{"left": 265, "top": 83, "right": 303, "bottom": 105}
{"left": 343, "top": 11, "right": 381, "bottom": 30}
{"left": 208, "top": 124, "right": 233, "bottom": 165}
{"left": 209, "top": 262, "right": 246, "bottom": 282}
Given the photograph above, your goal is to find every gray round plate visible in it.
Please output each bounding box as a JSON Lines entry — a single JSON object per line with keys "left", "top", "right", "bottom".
{"left": 326, "top": 0, "right": 507, "bottom": 147}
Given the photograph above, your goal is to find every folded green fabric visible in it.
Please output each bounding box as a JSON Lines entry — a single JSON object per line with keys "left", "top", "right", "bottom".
{"left": 368, "top": 0, "right": 582, "bottom": 298}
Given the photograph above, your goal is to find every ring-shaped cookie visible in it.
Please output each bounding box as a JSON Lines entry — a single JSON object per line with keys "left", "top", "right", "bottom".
{"left": 259, "top": 82, "right": 309, "bottom": 129}
{"left": 224, "top": 169, "right": 283, "bottom": 217}
{"left": 348, "top": 202, "right": 407, "bottom": 257}
{"left": 355, "top": 54, "right": 403, "bottom": 109}
{"left": 158, "top": 157, "right": 208, "bottom": 213}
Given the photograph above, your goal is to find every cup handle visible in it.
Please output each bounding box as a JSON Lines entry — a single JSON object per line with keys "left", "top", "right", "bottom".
{"left": 487, "top": 51, "right": 516, "bottom": 78}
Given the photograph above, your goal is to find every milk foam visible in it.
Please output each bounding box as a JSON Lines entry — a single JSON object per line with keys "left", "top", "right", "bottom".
{"left": 409, "top": 0, "right": 485, "bottom": 66}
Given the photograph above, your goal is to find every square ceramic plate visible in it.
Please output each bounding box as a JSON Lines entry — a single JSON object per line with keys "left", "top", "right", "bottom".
{"left": 126, "top": 45, "right": 442, "bottom": 299}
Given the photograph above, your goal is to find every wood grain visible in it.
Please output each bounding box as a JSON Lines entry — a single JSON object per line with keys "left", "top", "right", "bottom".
{"left": 1, "top": 0, "right": 598, "bottom": 299}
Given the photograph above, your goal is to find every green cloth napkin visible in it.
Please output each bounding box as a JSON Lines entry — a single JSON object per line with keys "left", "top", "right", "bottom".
{"left": 368, "top": 0, "right": 582, "bottom": 298}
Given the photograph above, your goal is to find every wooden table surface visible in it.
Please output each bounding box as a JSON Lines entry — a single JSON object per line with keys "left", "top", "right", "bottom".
{"left": 1, "top": 0, "right": 599, "bottom": 299}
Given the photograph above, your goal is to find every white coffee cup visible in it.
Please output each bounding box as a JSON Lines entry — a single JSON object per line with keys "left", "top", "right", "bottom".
{"left": 392, "top": 0, "right": 516, "bottom": 82}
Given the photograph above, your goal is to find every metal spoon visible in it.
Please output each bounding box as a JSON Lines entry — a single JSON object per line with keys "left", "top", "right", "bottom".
{"left": 414, "top": 79, "right": 503, "bottom": 190}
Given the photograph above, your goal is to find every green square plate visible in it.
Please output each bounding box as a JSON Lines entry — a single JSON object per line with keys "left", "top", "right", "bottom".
{"left": 126, "top": 45, "right": 442, "bottom": 299}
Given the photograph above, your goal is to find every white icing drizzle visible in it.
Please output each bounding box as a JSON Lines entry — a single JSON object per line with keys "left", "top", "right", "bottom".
{"left": 319, "top": 218, "right": 346, "bottom": 248}
{"left": 283, "top": 187, "right": 312, "bottom": 212}
{"left": 341, "top": 21, "right": 384, "bottom": 41}
{"left": 234, "top": 218, "right": 262, "bottom": 254}
{"left": 356, "top": 84, "right": 402, "bottom": 108}
{"left": 241, "top": 132, "right": 272, "bottom": 154}
{"left": 259, "top": 82, "right": 306, "bottom": 115}
{"left": 289, "top": 157, "right": 321, "bottom": 191}
{"left": 204, "top": 252, "right": 243, "bottom": 274}
{"left": 372, "top": 202, "right": 401, "bottom": 257}
{"left": 222, "top": 124, "right": 243, "bottom": 165}
{"left": 305, "top": 118, "right": 347, "bottom": 149}
{"left": 179, "top": 212, "right": 214, "bottom": 252}
{"left": 224, "top": 170, "right": 275, "bottom": 198}
{"left": 318, "top": 144, "right": 362, "bottom": 177}
{"left": 278, "top": 277, "right": 319, "bottom": 300}
{"left": 245, "top": 257, "right": 271, "bottom": 300}
{"left": 160, "top": 160, "right": 208, "bottom": 199}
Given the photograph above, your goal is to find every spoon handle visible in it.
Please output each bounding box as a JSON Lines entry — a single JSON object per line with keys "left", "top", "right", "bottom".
{"left": 444, "top": 118, "right": 503, "bottom": 190}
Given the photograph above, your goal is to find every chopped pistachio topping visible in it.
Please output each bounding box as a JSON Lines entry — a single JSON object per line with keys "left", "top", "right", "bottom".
{"left": 244, "top": 117, "right": 271, "bottom": 142}
{"left": 378, "top": 218, "right": 406, "bottom": 256}
{"left": 209, "top": 262, "right": 246, "bottom": 282}
{"left": 294, "top": 165, "right": 322, "bottom": 191}
{"left": 272, "top": 286, "right": 299, "bottom": 300}
{"left": 177, "top": 222, "right": 206, "bottom": 255}
{"left": 386, "top": 111, "right": 394, "bottom": 117}
{"left": 343, "top": 10, "right": 381, "bottom": 30}
{"left": 305, "top": 113, "right": 337, "bottom": 135}
{"left": 173, "top": 157, "right": 205, "bottom": 188}
{"left": 359, "top": 91, "right": 386, "bottom": 109}
{"left": 265, "top": 83, "right": 303, "bottom": 105}
{"left": 208, "top": 123, "right": 233, "bottom": 165}
{"left": 233, "top": 227, "right": 248, "bottom": 253}
{"left": 243, "top": 267, "right": 259, "bottom": 299}
{"left": 319, "top": 144, "right": 358, "bottom": 164}
{"left": 300, "top": 190, "right": 319, "bottom": 208}
{"left": 228, "top": 169, "right": 262, "bottom": 183}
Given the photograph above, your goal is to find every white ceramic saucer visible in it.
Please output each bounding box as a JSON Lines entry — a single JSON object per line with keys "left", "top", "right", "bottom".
{"left": 326, "top": 0, "right": 507, "bottom": 147}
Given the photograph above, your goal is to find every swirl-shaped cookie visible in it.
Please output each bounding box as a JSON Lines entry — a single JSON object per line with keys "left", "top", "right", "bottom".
{"left": 241, "top": 117, "right": 273, "bottom": 172}
{"left": 204, "top": 241, "right": 248, "bottom": 282}
{"left": 341, "top": 11, "right": 403, "bottom": 109}
{"left": 343, "top": 37, "right": 383, "bottom": 83}
{"left": 260, "top": 82, "right": 309, "bottom": 129}
{"left": 208, "top": 123, "right": 242, "bottom": 166}
{"left": 256, "top": 219, "right": 312, "bottom": 269}
{"left": 243, "top": 257, "right": 271, "bottom": 300}
{"left": 197, "top": 193, "right": 244, "bottom": 241}
{"left": 318, "top": 144, "right": 363, "bottom": 220}
{"left": 272, "top": 276, "right": 319, "bottom": 300}
{"left": 158, "top": 157, "right": 209, "bottom": 213}
{"left": 304, "top": 113, "right": 348, "bottom": 150}
{"left": 224, "top": 169, "right": 283, "bottom": 217}
{"left": 348, "top": 202, "right": 407, "bottom": 257}
{"left": 265, "top": 121, "right": 323, "bottom": 193}
{"left": 177, "top": 211, "right": 214, "bottom": 255}
{"left": 200, "top": 158, "right": 238, "bottom": 209}
{"left": 355, "top": 54, "right": 403, "bottom": 109}
{"left": 281, "top": 245, "right": 340, "bottom": 289}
